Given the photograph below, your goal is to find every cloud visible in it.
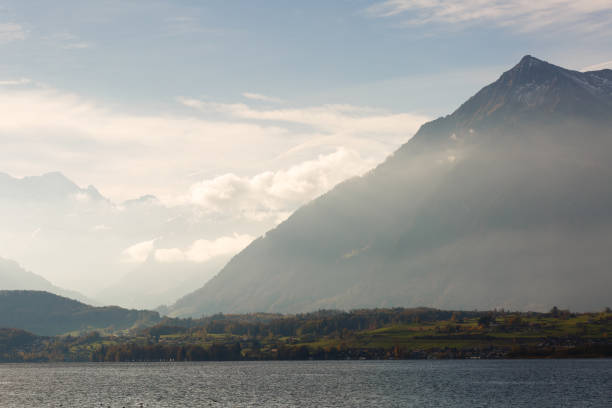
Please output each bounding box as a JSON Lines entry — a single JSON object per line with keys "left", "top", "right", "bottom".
{"left": 0, "top": 23, "right": 26, "bottom": 44}
{"left": 0, "top": 86, "right": 290, "bottom": 201}
{"left": 154, "top": 233, "right": 254, "bottom": 263}
{"left": 154, "top": 248, "right": 185, "bottom": 263}
{"left": 582, "top": 60, "right": 612, "bottom": 71}
{"left": 63, "top": 42, "right": 92, "bottom": 50}
{"left": 31, "top": 228, "right": 41, "bottom": 239}
{"left": 122, "top": 238, "right": 157, "bottom": 263}
{"left": 188, "top": 148, "right": 373, "bottom": 221}
{"left": 162, "top": 16, "right": 217, "bottom": 37}
{"left": 73, "top": 192, "right": 93, "bottom": 202}
{"left": 365, "top": 0, "right": 612, "bottom": 34}
{"left": 42, "top": 32, "right": 92, "bottom": 50}
{"left": 0, "top": 78, "right": 31, "bottom": 86}
{"left": 0, "top": 82, "right": 426, "bottom": 204}
{"left": 242, "top": 92, "right": 284, "bottom": 103}
{"left": 179, "top": 98, "right": 427, "bottom": 139}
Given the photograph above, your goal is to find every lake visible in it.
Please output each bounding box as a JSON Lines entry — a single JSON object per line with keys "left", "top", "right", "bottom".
{"left": 0, "top": 360, "right": 610, "bottom": 407}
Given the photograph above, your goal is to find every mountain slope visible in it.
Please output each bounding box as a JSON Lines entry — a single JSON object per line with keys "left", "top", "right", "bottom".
{"left": 168, "top": 56, "right": 612, "bottom": 317}
{"left": 0, "top": 290, "right": 161, "bottom": 336}
{"left": 97, "top": 257, "right": 229, "bottom": 310}
{"left": 0, "top": 258, "right": 95, "bottom": 304}
{"left": 0, "top": 171, "right": 270, "bottom": 309}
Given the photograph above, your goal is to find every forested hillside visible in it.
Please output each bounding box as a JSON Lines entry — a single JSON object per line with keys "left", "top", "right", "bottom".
{"left": 1, "top": 307, "right": 610, "bottom": 362}
{"left": 0, "top": 291, "right": 160, "bottom": 336}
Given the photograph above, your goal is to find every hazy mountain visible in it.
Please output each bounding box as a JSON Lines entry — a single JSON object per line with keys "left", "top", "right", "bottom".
{"left": 0, "top": 290, "right": 161, "bottom": 336}
{"left": 96, "top": 257, "right": 229, "bottom": 310}
{"left": 0, "top": 172, "right": 265, "bottom": 308}
{"left": 168, "top": 56, "right": 612, "bottom": 317}
{"left": 0, "top": 171, "right": 105, "bottom": 202}
{"left": 0, "top": 258, "right": 94, "bottom": 304}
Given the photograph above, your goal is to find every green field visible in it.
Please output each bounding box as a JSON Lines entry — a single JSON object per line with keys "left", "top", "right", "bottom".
{"left": 2, "top": 308, "right": 610, "bottom": 362}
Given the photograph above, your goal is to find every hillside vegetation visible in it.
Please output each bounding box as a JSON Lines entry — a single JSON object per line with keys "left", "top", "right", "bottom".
{"left": 2, "top": 307, "right": 610, "bottom": 362}
{"left": 0, "top": 291, "right": 160, "bottom": 336}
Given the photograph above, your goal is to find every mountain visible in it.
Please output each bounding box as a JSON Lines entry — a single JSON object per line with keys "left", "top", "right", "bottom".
{"left": 0, "top": 171, "right": 263, "bottom": 309}
{"left": 0, "top": 258, "right": 95, "bottom": 304}
{"left": 0, "top": 290, "right": 161, "bottom": 336}
{"left": 96, "top": 257, "right": 229, "bottom": 310}
{"left": 167, "top": 56, "right": 612, "bottom": 317}
{"left": 0, "top": 171, "right": 104, "bottom": 202}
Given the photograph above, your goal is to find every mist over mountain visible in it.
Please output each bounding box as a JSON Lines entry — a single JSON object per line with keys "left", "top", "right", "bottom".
{"left": 97, "top": 257, "right": 229, "bottom": 310}
{"left": 168, "top": 56, "right": 612, "bottom": 317}
{"left": 0, "top": 172, "right": 265, "bottom": 307}
{"left": 0, "top": 171, "right": 105, "bottom": 203}
{"left": 0, "top": 258, "right": 93, "bottom": 304}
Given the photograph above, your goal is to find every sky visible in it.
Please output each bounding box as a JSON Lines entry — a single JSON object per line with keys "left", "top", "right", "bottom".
{"left": 1, "top": 1, "right": 611, "bottom": 301}
{"left": 1, "top": 0, "right": 611, "bottom": 201}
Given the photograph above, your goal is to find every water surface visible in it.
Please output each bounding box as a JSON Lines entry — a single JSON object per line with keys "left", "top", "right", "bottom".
{"left": 0, "top": 360, "right": 610, "bottom": 407}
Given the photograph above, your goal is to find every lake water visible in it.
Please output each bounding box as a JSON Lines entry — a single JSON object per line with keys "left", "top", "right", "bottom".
{"left": 0, "top": 360, "right": 610, "bottom": 407}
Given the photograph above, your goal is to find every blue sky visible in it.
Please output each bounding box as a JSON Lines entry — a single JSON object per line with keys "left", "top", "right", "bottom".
{"left": 3, "top": 1, "right": 610, "bottom": 112}
{"left": 1, "top": 0, "right": 611, "bottom": 200}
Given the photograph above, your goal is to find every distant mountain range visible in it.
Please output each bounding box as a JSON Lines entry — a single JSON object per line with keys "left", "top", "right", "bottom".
{"left": 97, "top": 257, "right": 229, "bottom": 310}
{"left": 0, "top": 257, "right": 94, "bottom": 304}
{"left": 0, "top": 171, "right": 264, "bottom": 309}
{"left": 0, "top": 171, "right": 105, "bottom": 202}
{"left": 0, "top": 290, "right": 160, "bottom": 336}
{"left": 167, "top": 56, "right": 612, "bottom": 317}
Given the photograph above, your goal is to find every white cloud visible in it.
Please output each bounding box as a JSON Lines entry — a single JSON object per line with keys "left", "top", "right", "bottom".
{"left": 582, "top": 60, "right": 612, "bottom": 71}
{"left": 188, "top": 148, "right": 374, "bottom": 221}
{"left": 43, "top": 32, "right": 92, "bottom": 50}
{"left": 242, "top": 92, "right": 284, "bottom": 103}
{"left": 154, "top": 247, "right": 185, "bottom": 263}
{"left": 180, "top": 98, "right": 428, "bottom": 137}
{"left": 0, "top": 82, "right": 426, "bottom": 203}
{"left": 366, "top": 0, "right": 612, "bottom": 34}
{"left": 0, "top": 78, "right": 31, "bottom": 86}
{"left": 0, "top": 86, "right": 291, "bottom": 201}
{"left": 122, "top": 238, "right": 157, "bottom": 263}
{"left": 154, "top": 233, "right": 254, "bottom": 263}
{"left": 73, "top": 192, "right": 92, "bottom": 202}
{"left": 0, "top": 23, "right": 26, "bottom": 44}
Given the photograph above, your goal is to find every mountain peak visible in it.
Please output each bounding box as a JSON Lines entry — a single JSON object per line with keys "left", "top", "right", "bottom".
{"left": 41, "top": 171, "right": 69, "bottom": 179}
{"left": 516, "top": 54, "right": 544, "bottom": 68}
{"left": 507, "top": 55, "right": 559, "bottom": 77}
{"left": 0, "top": 171, "right": 108, "bottom": 202}
{"left": 38, "top": 171, "right": 78, "bottom": 187}
{"left": 442, "top": 55, "right": 612, "bottom": 130}
{"left": 167, "top": 55, "right": 612, "bottom": 317}
{"left": 500, "top": 55, "right": 563, "bottom": 85}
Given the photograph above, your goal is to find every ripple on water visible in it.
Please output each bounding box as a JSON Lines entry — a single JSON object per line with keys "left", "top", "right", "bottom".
{"left": 0, "top": 360, "right": 610, "bottom": 407}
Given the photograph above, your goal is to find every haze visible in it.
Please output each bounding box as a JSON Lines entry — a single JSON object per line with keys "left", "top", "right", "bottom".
{"left": 1, "top": 0, "right": 611, "bottom": 310}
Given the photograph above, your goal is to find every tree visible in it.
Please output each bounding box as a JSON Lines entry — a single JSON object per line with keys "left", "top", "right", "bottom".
{"left": 478, "top": 314, "right": 494, "bottom": 328}
{"left": 550, "top": 306, "right": 560, "bottom": 317}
